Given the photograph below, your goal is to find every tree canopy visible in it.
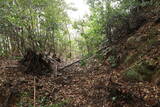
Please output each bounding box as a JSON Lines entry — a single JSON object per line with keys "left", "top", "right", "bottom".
{"left": 0, "top": 0, "right": 71, "bottom": 58}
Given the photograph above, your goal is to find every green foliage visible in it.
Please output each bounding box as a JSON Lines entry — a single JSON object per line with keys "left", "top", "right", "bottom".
{"left": 73, "top": 19, "right": 104, "bottom": 56}
{"left": 20, "top": 92, "right": 31, "bottom": 97}
{"left": 0, "top": 0, "right": 71, "bottom": 57}
{"left": 75, "top": 0, "right": 135, "bottom": 56}
{"left": 74, "top": 0, "right": 157, "bottom": 58}
{"left": 37, "top": 96, "right": 50, "bottom": 106}
{"left": 80, "top": 60, "right": 87, "bottom": 66}
{"left": 82, "top": 0, "right": 155, "bottom": 49}
{"left": 107, "top": 55, "right": 118, "bottom": 68}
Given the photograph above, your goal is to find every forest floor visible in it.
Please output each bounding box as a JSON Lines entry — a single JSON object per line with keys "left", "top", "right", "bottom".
{"left": 0, "top": 37, "right": 160, "bottom": 107}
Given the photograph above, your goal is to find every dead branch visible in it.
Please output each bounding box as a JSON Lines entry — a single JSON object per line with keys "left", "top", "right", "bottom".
{"left": 0, "top": 65, "right": 18, "bottom": 69}
{"left": 33, "top": 77, "right": 36, "bottom": 107}
{"left": 59, "top": 60, "right": 81, "bottom": 71}
{"left": 59, "top": 46, "right": 109, "bottom": 71}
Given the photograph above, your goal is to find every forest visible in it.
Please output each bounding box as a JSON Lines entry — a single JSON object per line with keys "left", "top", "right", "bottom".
{"left": 0, "top": 0, "right": 160, "bottom": 107}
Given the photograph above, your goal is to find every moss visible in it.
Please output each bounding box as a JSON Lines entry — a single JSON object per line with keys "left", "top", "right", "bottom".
{"left": 123, "top": 69, "right": 143, "bottom": 82}
{"left": 123, "top": 60, "right": 157, "bottom": 82}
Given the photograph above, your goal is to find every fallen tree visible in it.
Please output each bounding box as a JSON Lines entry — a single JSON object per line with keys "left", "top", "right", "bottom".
{"left": 59, "top": 46, "right": 110, "bottom": 71}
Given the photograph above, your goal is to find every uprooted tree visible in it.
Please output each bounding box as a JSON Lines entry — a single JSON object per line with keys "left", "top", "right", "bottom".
{"left": 20, "top": 49, "right": 53, "bottom": 75}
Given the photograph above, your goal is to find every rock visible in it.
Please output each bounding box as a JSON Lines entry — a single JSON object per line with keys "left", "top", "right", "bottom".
{"left": 127, "top": 36, "right": 139, "bottom": 49}
{"left": 127, "top": 36, "right": 137, "bottom": 44}
{"left": 136, "top": 35, "right": 148, "bottom": 42}
{"left": 127, "top": 35, "right": 148, "bottom": 44}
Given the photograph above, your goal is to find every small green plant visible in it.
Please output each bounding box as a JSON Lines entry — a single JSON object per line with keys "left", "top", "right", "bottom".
{"left": 38, "top": 96, "right": 49, "bottom": 106}
{"left": 80, "top": 60, "right": 87, "bottom": 66}
{"left": 20, "top": 92, "right": 31, "bottom": 97}
{"left": 107, "top": 55, "right": 118, "bottom": 68}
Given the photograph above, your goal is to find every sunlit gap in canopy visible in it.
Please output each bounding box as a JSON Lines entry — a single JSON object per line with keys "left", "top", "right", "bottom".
{"left": 65, "top": 0, "right": 90, "bottom": 39}
{"left": 65, "top": 0, "right": 90, "bottom": 21}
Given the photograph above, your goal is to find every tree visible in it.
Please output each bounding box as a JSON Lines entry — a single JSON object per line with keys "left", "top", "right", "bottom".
{"left": 0, "top": 0, "right": 71, "bottom": 58}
